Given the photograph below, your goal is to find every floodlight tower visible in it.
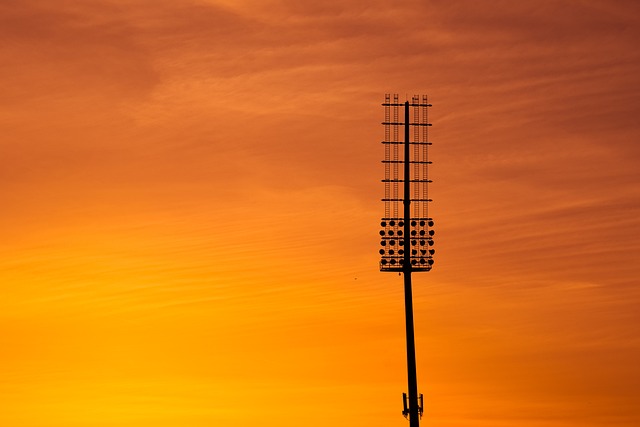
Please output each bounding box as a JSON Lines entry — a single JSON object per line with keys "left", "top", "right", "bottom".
{"left": 379, "top": 94, "right": 434, "bottom": 427}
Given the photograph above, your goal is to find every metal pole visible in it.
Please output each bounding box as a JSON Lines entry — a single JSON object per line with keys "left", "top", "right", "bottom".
{"left": 403, "top": 101, "right": 420, "bottom": 427}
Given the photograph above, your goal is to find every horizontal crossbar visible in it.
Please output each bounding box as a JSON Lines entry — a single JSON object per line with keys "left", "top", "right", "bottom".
{"left": 381, "top": 179, "right": 432, "bottom": 183}
{"left": 382, "top": 198, "right": 433, "bottom": 202}
{"left": 382, "top": 103, "right": 432, "bottom": 107}
{"left": 381, "top": 141, "right": 432, "bottom": 145}
{"left": 382, "top": 160, "right": 432, "bottom": 164}
{"left": 382, "top": 122, "right": 432, "bottom": 126}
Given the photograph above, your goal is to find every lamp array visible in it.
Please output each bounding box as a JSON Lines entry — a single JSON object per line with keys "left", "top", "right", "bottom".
{"left": 379, "top": 218, "right": 435, "bottom": 271}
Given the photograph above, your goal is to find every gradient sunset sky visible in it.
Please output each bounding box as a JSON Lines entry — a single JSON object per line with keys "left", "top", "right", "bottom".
{"left": 2, "top": 1, "right": 639, "bottom": 426}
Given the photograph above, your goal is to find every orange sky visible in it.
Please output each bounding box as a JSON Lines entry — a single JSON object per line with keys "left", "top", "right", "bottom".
{"left": 2, "top": 1, "right": 639, "bottom": 426}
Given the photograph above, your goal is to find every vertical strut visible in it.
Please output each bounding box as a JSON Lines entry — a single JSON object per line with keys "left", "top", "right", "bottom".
{"left": 413, "top": 95, "right": 420, "bottom": 219}
{"left": 422, "top": 95, "right": 429, "bottom": 221}
{"left": 393, "top": 94, "right": 399, "bottom": 220}
{"left": 403, "top": 101, "right": 420, "bottom": 427}
{"left": 384, "top": 94, "right": 391, "bottom": 220}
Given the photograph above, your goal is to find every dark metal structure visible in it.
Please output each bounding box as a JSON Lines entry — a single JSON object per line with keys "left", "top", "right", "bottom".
{"left": 379, "top": 94, "right": 434, "bottom": 427}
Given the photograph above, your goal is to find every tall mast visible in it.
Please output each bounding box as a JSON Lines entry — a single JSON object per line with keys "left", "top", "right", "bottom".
{"left": 403, "top": 100, "right": 420, "bottom": 427}
{"left": 380, "top": 94, "right": 434, "bottom": 426}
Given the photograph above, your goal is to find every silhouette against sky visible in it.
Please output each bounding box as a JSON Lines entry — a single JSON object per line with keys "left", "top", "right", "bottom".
{"left": 1, "top": 1, "right": 639, "bottom": 426}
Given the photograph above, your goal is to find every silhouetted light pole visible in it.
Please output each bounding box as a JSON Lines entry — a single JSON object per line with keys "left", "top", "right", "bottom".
{"left": 379, "top": 94, "right": 434, "bottom": 427}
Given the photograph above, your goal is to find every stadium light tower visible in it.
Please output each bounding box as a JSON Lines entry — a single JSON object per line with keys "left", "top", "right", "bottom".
{"left": 379, "top": 94, "right": 434, "bottom": 427}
